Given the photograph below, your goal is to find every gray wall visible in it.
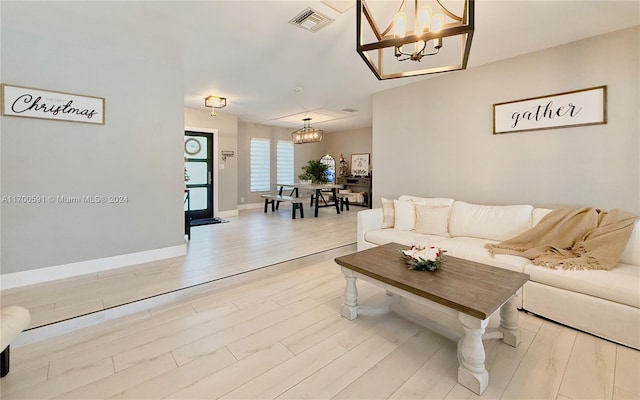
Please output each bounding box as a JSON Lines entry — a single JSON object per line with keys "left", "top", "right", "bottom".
{"left": 323, "top": 127, "right": 374, "bottom": 176}
{"left": 1, "top": 25, "right": 185, "bottom": 274}
{"left": 184, "top": 107, "right": 238, "bottom": 214}
{"left": 372, "top": 27, "right": 639, "bottom": 214}
{"left": 237, "top": 122, "right": 373, "bottom": 205}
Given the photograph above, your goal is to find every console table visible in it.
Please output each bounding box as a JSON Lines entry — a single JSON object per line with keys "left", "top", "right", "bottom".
{"left": 336, "top": 176, "right": 372, "bottom": 208}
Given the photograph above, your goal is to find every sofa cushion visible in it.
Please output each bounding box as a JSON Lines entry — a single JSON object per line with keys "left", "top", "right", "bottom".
{"left": 415, "top": 204, "right": 451, "bottom": 237}
{"left": 449, "top": 201, "right": 534, "bottom": 241}
{"left": 393, "top": 199, "right": 416, "bottom": 231}
{"left": 524, "top": 262, "right": 640, "bottom": 308}
{"left": 431, "top": 237, "right": 530, "bottom": 273}
{"left": 364, "top": 229, "right": 442, "bottom": 248}
{"left": 398, "top": 196, "right": 455, "bottom": 207}
{"left": 620, "top": 220, "right": 640, "bottom": 266}
{"left": 381, "top": 198, "right": 395, "bottom": 228}
{"left": 532, "top": 208, "right": 554, "bottom": 226}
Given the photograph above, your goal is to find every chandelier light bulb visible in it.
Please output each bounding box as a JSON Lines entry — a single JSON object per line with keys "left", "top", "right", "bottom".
{"left": 393, "top": 11, "right": 407, "bottom": 38}
{"left": 431, "top": 13, "right": 444, "bottom": 33}
{"left": 417, "top": 6, "right": 432, "bottom": 33}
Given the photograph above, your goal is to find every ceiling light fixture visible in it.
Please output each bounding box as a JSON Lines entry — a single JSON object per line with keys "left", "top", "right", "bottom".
{"left": 205, "top": 95, "right": 227, "bottom": 116}
{"left": 356, "top": 0, "right": 474, "bottom": 80}
{"left": 292, "top": 118, "right": 323, "bottom": 144}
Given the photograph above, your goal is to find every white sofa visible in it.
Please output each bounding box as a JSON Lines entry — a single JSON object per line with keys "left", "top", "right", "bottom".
{"left": 357, "top": 196, "right": 640, "bottom": 350}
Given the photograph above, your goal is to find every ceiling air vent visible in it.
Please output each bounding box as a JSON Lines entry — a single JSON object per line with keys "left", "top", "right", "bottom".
{"left": 289, "top": 7, "right": 334, "bottom": 33}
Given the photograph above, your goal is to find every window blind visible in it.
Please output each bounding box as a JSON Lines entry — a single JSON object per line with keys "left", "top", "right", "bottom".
{"left": 277, "top": 140, "right": 294, "bottom": 185}
{"left": 250, "top": 138, "right": 271, "bottom": 192}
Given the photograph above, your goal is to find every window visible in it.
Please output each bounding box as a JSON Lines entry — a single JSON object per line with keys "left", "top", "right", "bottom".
{"left": 250, "top": 138, "right": 270, "bottom": 192}
{"left": 277, "top": 140, "right": 294, "bottom": 185}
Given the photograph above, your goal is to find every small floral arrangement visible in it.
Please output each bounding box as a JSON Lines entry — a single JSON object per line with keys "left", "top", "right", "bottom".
{"left": 400, "top": 245, "right": 447, "bottom": 271}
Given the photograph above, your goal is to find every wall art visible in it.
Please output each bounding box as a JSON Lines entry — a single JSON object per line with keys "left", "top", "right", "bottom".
{"left": 1, "top": 84, "right": 105, "bottom": 125}
{"left": 351, "top": 153, "right": 370, "bottom": 177}
{"left": 493, "top": 86, "right": 606, "bottom": 134}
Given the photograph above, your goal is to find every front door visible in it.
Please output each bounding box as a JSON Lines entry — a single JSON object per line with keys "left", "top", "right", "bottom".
{"left": 184, "top": 131, "right": 213, "bottom": 221}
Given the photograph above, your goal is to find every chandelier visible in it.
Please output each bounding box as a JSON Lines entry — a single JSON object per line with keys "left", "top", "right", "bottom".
{"left": 291, "top": 118, "right": 323, "bottom": 144}
{"left": 205, "top": 95, "right": 227, "bottom": 116}
{"left": 357, "top": 0, "right": 474, "bottom": 80}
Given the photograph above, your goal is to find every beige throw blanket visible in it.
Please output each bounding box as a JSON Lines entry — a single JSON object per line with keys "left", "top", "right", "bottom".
{"left": 485, "top": 207, "right": 636, "bottom": 270}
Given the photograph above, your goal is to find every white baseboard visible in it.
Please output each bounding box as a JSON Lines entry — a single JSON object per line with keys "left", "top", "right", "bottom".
{"left": 217, "top": 209, "right": 239, "bottom": 218}
{"left": 0, "top": 244, "right": 187, "bottom": 290}
{"left": 237, "top": 202, "right": 263, "bottom": 211}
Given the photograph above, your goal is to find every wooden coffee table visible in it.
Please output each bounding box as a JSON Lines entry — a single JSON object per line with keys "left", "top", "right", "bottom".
{"left": 334, "top": 242, "right": 530, "bottom": 395}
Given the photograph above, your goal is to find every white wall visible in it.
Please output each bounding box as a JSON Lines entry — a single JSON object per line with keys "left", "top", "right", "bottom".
{"left": 323, "top": 127, "right": 373, "bottom": 175}
{"left": 372, "top": 27, "right": 639, "bottom": 214}
{"left": 1, "top": 22, "right": 185, "bottom": 275}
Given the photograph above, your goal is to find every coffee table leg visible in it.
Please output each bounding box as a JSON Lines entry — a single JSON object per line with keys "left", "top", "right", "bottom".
{"left": 340, "top": 268, "right": 358, "bottom": 320}
{"left": 499, "top": 294, "right": 521, "bottom": 347}
{"left": 457, "top": 313, "right": 489, "bottom": 395}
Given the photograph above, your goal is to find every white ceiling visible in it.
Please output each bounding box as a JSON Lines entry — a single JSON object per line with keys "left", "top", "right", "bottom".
{"left": 2, "top": 1, "right": 639, "bottom": 132}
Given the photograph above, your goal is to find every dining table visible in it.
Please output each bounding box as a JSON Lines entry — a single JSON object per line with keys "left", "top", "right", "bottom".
{"left": 277, "top": 182, "right": 342, "bottom": 217}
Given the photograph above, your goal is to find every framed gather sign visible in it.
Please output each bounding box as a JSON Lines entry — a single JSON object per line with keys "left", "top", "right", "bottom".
{"left": 1, "top": 84, "right": 105, "bottom": 125}
{"left": 493, "top": 85, "right": 606, "bottom": 134}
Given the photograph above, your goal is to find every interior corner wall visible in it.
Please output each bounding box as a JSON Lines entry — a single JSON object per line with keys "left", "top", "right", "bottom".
{"left": 372, "top": 26, "right": 640, "bottom": 215}
{"left": 184, "top": 107, "right": 238, "bottom": 214}
{"left": 1, "top": 30, "right": 185, "bottom": 275}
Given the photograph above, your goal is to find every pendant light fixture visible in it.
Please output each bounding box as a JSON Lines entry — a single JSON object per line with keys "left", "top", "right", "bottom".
{"left": 357, "top": 0, "right": 474, "bottom": 80}
{"left": 291, "top": 118, "right": 323, "bottom": 144}
{"left": 205, "top": 95, "right": 227, "bottom": 117}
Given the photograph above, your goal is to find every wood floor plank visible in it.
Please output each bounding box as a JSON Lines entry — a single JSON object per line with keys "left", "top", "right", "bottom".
{"left": 277, "top": 334, "right": 398, "bottom": 399}
{"left": 52, "top": 353, "right": 176, "bottom": 399}
{"left": 0, "top": 364, "right": 49, "bottom": 397}
{"left": 335, "top": 328, "right": 449, "bottom": 399}
{"left": 280, "top": 313, "right": 353, "bottom": 355}
{"left": 500, "top": 320, "right": 577, "bottom": 400}
{"left": 222, "top": 339, "right": 347, "bottom": 399}
{"left": 558, "top": 331, "right": 617, "bottom": 400}
{"left": 226, "top": 303, "right": 337, "bottom": 360}
{"left": 47, "top": 301, "right": 238, "bottom": 377}
{"left": 113, "top": 299, "right": 282, "bottom": 371}
{"left": 3, "top": 356, "right": 114, "bottom": 400}
{"left": 111, "top": 347, "right": 237, "bottom": 399}
{"left": 614, "top": 344, "right": 640, "bottom": 399}
{"left": 388, "top": 341, "right": 460, "bottom": 399}
{"left": 169, "top": 298, "right": 319, "bottom": 367}
{"left": 166, "top": 343, "right": 293, "bottom": 399}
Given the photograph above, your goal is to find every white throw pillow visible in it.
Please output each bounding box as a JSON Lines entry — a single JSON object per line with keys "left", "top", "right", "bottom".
{"left": 394, "top": 199, "right": 415, "bottom": 231}
{"left": 449, "top": 201, "right": 534, "bottom": 241}
{"left": 381, "top": 198, "right": 395, "bottom": 228}
{"left": 415, "top": 204, "right": 451, "bottom": 237}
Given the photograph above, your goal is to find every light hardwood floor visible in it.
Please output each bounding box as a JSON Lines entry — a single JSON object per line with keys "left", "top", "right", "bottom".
{"left": 1, "top": 206, "right": 358, "bottom": 330}
{"left": 1, "top": 206, "right": 639, "bottom": 399}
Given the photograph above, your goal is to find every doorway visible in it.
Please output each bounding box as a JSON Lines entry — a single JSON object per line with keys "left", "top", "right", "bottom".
{"left": 184, "top": 131, "right": 214, "bottom": 222}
